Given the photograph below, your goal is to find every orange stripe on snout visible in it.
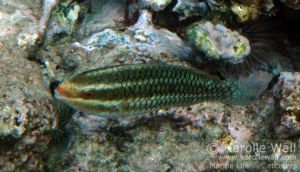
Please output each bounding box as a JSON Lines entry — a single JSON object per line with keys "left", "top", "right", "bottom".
{"left": 55, "top": 83, "right": 75, "bottom": 98}
{"left": 55, "top": 84, "right": 64, "bottom": 96}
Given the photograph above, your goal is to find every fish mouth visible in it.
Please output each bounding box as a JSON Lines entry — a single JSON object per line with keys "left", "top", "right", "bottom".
{"left": 53, "top": 84, "right": 68, "bottom": 100}
{"left": 54, "top": 89, "right": 65, "bottom": 100}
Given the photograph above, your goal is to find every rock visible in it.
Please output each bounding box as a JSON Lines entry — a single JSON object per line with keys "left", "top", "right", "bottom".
{"left": 0, "top": 57, "right": 56, "bottom": 172}
{"left": 171, "top": 102, "right": 225, "bottom": 128}
{"left": 139, "top": 0, "right": 172, "bottom": 12}
{"left": 50, "top": 102, "right": 229, "bottom": 171}
{"left": 272, "top": 72, "right": 300, "bottom": 112}
{"left": 0, "top": 0, "right": 41, "bottom": 56}
{"left": 228, "top": 109, "right": 253, "bottom": 149}
{"left": 172, "top": 0, "right": 222, "bottom": 21}
{"left": 44, "top": 0, "right": 80, "bottom": 45}
{"left": 64, "top": 10, "right": 192, "bottom": 73}
{"left": 0, "top": 0, "right": 57, "bottom": 171}
{"left": 186, "top": 21, "right": 251, "bottom": 64}
{"left": 39, "top": 0, "right": 59, "bottom": 35}
{"left": 230, "top": 3, "right": 259, "bottom": 23}
{"left": 172, "top": 0, "right": 207, "bottom": 20}
{"left": 230, "top": 0, "right": 275, "bottom": 23}
{"left": 272, "top": 72, "right": 300, "bottom": 138}
{"left": 172, "top": 0, "right": 275, "bottom": 22}
{"left": 75, "top": 0, "right": 126, "bottom": 40}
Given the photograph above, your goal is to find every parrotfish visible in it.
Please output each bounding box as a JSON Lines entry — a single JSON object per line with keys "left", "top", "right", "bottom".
{"left": 54, "top": 64, "right": 257, "bottom": 116}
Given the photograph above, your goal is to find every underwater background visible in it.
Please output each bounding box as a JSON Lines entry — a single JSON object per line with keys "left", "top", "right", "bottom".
{"left": 0, "top": 0, "right": 300, "bottom": 171}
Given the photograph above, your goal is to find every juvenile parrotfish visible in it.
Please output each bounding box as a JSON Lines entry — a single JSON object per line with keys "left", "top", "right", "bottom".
{"left": 54, "top": 64, "right": 257, "bottom": 116}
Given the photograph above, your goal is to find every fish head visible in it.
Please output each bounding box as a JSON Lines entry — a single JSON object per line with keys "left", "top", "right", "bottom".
{"left": 54, "top": 81, "right": 81, "bottom": 100}
{"left": 54, "top": 80, "right": 115, "bottom": 114}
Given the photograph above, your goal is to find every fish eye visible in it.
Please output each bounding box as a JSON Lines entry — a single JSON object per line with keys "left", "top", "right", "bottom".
{"left": 83, "top": 91, "right": 92, "bottom": 98}
{"left": 80, "top": 91, "right": 92, "bottom": 98}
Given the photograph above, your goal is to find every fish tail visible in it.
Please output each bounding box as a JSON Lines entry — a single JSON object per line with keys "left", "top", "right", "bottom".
{"left": 225, "top": 76, "right": 268, "bottom": 105}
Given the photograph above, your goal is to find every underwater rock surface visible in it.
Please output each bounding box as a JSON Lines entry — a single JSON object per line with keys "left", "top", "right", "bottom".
{"left": 0, "top": 0, "right": 299, "bottom": 171}
{"left": 44, "top": 0, "right": 80, "bottom": 45}
{"left": 172, "top": 0, "right": 275, "bottom": 22}
{"left": 62, "top": 9, "right": 192, "bottom": 73}
{"left": 0, "top": 0, "right": 56, "bottom": 171}
{"left": 186, "top": 21, "right": 251, "bottom": 64}
{"left": 139, "top": 0, "right": 172, "bottom": 12}
{"left": 75, "top": 0, "right": 126, "bottom": 40}
{"left": 273, "top": 72, "right": 300, "bottom": 112}
{"left": 272, "top": 72, "right": 300, "bottom": 139}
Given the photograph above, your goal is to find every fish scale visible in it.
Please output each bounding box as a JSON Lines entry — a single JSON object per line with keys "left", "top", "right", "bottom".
{"left": 54, "top": 64, "right": 254, "bottom": 115}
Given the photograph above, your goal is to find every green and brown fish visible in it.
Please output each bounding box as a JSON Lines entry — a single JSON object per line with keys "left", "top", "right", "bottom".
{"left": 54, "top": 64, "right": 259, "bottom": 116}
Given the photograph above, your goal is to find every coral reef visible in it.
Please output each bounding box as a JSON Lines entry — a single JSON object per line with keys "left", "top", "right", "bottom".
{"left": 0, "top": 0, "right": 299, "bottom": 171}
{"left": 186, "top": 21, "right": 251, "bottom": 64}
{"left": 272, "top": 72, "right": 300, "bottom": 138}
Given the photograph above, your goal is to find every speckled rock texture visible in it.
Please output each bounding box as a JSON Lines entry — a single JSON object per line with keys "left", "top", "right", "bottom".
{"left": 0, "top": 0, "right": 56, "bottom": 171}
{"left": 0, "top": 57, "right": 56, "bottom": 172}
{"left": 272, "top": 72, "right": 300, "bottom": 139}
{"left": 0, "top": 1, "right": 40, "bottom": 56}
{"left": 273, "top": 72, "right": 300, "bottom": 112}
{"left": 48, "top": 97, "right": 300, "bottom": 171}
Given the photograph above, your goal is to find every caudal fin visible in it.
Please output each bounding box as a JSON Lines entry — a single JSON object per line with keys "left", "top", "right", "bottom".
{"left": 227, "top": 72, "right": 271, "bottom": 105}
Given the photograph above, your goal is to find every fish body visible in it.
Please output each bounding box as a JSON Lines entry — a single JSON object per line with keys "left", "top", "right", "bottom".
{"left": 54, "top": 64, "right": 256, "bottom": 115}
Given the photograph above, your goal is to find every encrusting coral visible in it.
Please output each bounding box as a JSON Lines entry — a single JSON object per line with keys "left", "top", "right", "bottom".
{"left": 186, "top": 21, "right": 251, "bottom": 64}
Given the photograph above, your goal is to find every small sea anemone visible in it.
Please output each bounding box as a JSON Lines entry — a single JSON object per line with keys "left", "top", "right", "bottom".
{"left": 220, "top": 18, "right": 293, "bottom": 76}
{"left": 50, "top": 100, "right": 76, "bottom": 145}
